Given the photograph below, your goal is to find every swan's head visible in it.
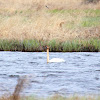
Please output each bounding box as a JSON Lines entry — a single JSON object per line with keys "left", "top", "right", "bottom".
{"left": 46, "top": 46, "right": 49, "bottom": 51}
{"left": 46, "top": 46, "right": 49, "bottom": 49}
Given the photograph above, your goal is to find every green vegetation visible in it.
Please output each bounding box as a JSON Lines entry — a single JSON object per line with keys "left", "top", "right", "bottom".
{"left": 0, "top": 0, "right": 100, "bottom": 52}
{"left": 49, "top": 9, "right": 99, "bottom": 13}
{"left": 21, "top": 95, "right": 100, "bottom": 100}
{"left": 81, "top": 16, "right": 100, "bottom": 27}
{"left": 49, "top": 9, "right": 100, "bottom": 28}
{"left": 1, "top": 94, "right": 100, "bottom": 100}
{"left": 0, "top": 39, "right": 100, "bottom": 52}
{"left": 0, "top": 6, "right": 100, "bottom": 41}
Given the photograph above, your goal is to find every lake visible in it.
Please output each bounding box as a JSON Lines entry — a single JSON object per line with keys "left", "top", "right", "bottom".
{"left": 0, "top": 52, "right": 100, "bottom": 97}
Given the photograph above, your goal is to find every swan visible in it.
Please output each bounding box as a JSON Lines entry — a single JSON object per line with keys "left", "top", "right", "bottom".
{"left": 46, "top": 46, "right": 65, "bottom": 63}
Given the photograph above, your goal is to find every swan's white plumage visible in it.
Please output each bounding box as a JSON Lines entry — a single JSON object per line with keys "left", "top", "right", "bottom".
{"left": 47, "top": 46, "right": 65, "bottom": 63}
{"left": 49, "top": 58, "right": 65, "bottom": 63}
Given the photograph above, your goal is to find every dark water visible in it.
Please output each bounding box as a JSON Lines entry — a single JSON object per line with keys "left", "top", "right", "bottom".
{"left": 0, "top": 51, "right": 100, "bottom": 96}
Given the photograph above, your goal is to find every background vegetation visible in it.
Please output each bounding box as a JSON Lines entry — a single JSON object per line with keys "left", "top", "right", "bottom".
{"left": 0, "top": 39, "right": 100, "bottom": 52}
{"left": 0, "top": 0, "right": 100, "bottom": 51}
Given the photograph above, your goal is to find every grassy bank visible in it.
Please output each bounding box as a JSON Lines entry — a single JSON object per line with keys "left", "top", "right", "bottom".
{"left": 1, "top": 95, "right": 100, "bottom": 100}
{"left": 0, "top": 0, "right": 100, "bottom": 52}
{"left": 0, "top": 9, "right": 100, "bottom": 41}
{"left": 0, "top": 39, "right": 100, "bottom": 52}
{"left": 0, "top": 0, "right": 100, "bottom": 42}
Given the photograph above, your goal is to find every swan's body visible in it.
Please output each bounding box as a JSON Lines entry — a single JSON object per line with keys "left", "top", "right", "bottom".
{"left": 47, "top": 46, "right": 65, "bottom": 63}
{"left": 49, "top": 58, "right": 65, "bottom": 63}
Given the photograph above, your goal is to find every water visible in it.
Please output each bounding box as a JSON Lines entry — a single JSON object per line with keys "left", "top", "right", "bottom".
{"left": 0, "top": 51, "right": 100, "bottom": 96}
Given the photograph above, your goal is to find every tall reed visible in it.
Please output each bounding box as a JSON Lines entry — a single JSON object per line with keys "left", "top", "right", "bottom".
{"left": 0, "top": 39, "right": 100, "bottom": 52}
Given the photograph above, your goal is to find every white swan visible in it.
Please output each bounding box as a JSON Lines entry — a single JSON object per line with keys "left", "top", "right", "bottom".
{"left": 47, "top": 46, "right": 65, "bottom": 63}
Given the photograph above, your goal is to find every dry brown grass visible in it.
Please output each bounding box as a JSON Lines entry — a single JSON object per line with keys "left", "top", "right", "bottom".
{"left": 0, "top": 0, "right": 100, "bottom": 10}
{"left": 0, "top": 0, "right": 100, "bottom": 42}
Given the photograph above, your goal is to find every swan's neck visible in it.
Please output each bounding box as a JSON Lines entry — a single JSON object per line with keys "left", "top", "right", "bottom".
{"left": 47, "top": 48, "right": 49, "bottom": 63}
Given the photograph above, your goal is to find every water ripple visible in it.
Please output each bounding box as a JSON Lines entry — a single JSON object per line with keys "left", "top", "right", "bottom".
{"left": 0, "top": 52, "right": 100, "bottom": 96}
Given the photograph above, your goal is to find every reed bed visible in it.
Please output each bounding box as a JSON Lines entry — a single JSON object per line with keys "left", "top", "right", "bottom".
{"left": 0, "top": 39, "right": 100, "bottom": 52}
{"left": 0, "top": 0, "right": 100, "bottom": 52}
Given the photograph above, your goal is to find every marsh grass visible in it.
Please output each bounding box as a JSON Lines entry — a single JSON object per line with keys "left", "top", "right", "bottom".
{"left": 0, "top": 39, "right": 100, "bottom": 52}
{"left": 0, "top": 0, "right": 100, "bottom": 51}
{"left": 1, "top": 93, "right": 100, "bottom": 100}
{"left": 23, "top": 95, "right": 100, "bottom": 100}
{"left": 0, "top": 0, "right": 100, "bottom": 41}
{"left": 0, "top": 9, "right": 100, "bottom": 41}
{"left": 81, "top": 16, "right": 100, "bottom": 27}
{"left": 0, "top": 40, "right": 23, "bottom": 51}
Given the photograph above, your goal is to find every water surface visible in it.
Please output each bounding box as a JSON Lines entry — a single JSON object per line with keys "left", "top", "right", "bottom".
{"left": 0, "top": 52, "right": 100, "bottom": 96}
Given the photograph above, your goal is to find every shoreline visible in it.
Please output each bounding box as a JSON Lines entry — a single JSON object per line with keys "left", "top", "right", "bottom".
{"left": 1, "top": 94, "right": 100, "bottom": 100}
{"left": 0, "top": 38, "right": 100, "bottom": 52}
